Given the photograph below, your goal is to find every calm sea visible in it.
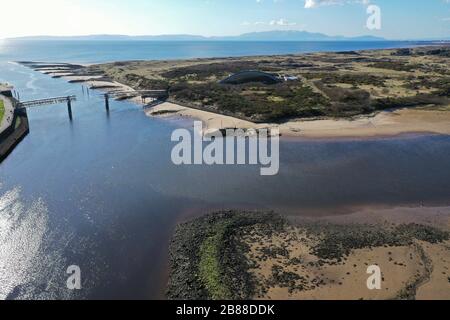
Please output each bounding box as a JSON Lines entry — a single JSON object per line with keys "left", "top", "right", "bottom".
{"left": 0, "top": 40, "right": 428, "bottom": 64}
{"left": 0, "top": 40, "right": 449, "bottom": 300}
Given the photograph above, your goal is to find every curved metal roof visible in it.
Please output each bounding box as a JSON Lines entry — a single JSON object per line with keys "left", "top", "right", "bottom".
{"left": 220, "top": 70, "right": 281, "bottom": 85}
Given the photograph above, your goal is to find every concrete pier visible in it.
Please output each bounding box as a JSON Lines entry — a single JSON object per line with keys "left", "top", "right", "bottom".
{"left": 67, "top": 98, "right": 73, "bottom": 121}
{"left": 104, "top": 94, "right": 110, "bottom": 112}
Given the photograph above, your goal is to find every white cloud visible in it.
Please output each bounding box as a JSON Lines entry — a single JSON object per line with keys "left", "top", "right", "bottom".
{"left": 242, "top": 18, "right": 297, "bottom": 26}
{"left": 304, "top": 0, "right": 370, "bottom": 9}
{"left": 270, "top": 19, "right": 297, "bottom": 26}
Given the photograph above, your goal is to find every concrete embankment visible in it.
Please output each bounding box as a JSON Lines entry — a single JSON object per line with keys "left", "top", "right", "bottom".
{"left": 0, "top": 97, "right": 29, "bottom": 163}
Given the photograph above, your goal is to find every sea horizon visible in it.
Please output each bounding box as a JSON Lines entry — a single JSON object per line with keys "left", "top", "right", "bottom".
{"left": 0, "top": 39, "right": 433, "bottom": 64}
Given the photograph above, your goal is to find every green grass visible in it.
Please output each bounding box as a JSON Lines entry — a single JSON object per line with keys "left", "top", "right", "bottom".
{"left": 0, "top": 99, "right": 5, "bottom": 124}
{"left": 170, "top": 81, "right": 330, "bottom": 122}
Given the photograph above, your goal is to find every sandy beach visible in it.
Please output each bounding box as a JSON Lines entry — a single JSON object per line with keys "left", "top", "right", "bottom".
{"left": 268, "top": 206, "right": 450, "bottom": 300}
{"left": 45, "top": 70, "right": 450, "bottom": 139}
{"left": 147, "top": 101, "right": 450, "bottom": 139}
{"left": 47, "top": 64, "right": 450, "bottom": 140}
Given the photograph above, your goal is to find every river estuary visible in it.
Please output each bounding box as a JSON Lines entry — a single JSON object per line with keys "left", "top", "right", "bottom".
{"left": 1, "top": 41, "right": 450, "bottom": 299}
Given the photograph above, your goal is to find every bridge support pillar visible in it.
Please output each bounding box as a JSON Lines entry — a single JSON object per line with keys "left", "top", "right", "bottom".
{"left": 67, "top": 98, "right": 73, "bottom": 121}
{"left": 104, "top": 94, "right": 110, "bottom": 112}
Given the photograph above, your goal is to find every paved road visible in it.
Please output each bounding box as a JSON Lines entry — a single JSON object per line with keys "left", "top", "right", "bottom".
{"left": 0, "top": 94, "right": 15, "bottom": 134}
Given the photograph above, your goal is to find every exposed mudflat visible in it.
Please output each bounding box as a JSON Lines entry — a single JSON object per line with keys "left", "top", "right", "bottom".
{"left": 168, "top": 209, "right": 450, "bottom": 300}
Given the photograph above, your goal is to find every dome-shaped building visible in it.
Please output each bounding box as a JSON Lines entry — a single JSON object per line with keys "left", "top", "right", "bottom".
{"left": 220, "top": 70, "right": 281, "bottom": 85}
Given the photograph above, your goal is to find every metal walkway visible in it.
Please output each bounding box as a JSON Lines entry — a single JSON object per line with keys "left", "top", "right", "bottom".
{"left": 16, "top": 96, "right": 77, "bottom": 109}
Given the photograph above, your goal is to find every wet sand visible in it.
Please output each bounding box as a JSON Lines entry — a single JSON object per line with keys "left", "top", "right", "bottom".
{"left": 247, "top": 206, "right": 450, "bottom": 300}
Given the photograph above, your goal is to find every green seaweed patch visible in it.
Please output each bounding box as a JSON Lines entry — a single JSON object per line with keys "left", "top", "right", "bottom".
{"left": 167, "top": 211, "right": 285, "bottom": 300}
{"left": 198, "top": 221, "right": 233, "bottom": 300}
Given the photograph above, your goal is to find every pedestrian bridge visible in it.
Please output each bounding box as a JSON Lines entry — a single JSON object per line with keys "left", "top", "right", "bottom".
{"left": 15, "top": 95, "right": 77, "bottom": 109}
{"left": 16, "top": 95, "right": 77, "bottom": 121}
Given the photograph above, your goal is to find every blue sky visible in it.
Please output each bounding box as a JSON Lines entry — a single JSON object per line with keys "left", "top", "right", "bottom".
{"left": 1, "top": 0, "right": 449, "bottom": 39}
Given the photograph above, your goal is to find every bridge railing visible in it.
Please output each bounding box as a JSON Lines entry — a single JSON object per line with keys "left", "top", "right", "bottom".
{"left": 16, "top": 95, "right": 77, "bottom": 109}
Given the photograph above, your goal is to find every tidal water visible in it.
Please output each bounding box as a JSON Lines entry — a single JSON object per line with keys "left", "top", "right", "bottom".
{"left": 0, "top": 41, "right": 449, "bottom": 300}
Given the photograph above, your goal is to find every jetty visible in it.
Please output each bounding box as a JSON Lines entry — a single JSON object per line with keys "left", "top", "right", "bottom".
{"left": 101, "top": 90, "right": 168, "bottom": 112}
{"left": 15, "top": 95, "right": 77, "bottom": 120}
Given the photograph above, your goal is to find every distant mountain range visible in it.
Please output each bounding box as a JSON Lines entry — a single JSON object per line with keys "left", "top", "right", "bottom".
{"left": 8, "top": 31, "right": 388, "bottom": 42}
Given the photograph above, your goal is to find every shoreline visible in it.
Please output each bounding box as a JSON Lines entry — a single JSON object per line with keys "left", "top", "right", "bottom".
{"left": 17, "top": 44, "right": 450, "bottom": 140}
{"left": 15, "top": 64, "right": 450, "bottom": 140}
{"left": 147, "top": 102, "right": 450, "bottom": 139}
